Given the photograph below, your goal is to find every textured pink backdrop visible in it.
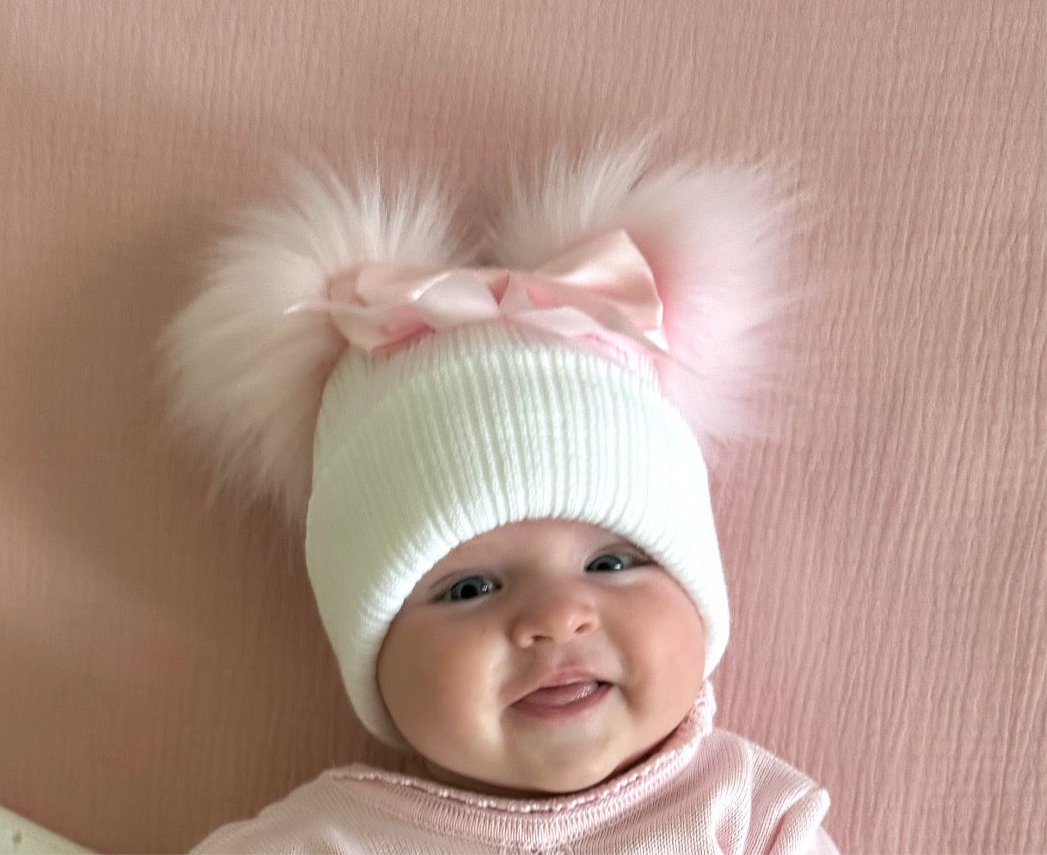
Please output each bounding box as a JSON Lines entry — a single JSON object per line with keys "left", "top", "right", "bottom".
{"left": 1, "top": 2, "right": 1044, "bottom": 853}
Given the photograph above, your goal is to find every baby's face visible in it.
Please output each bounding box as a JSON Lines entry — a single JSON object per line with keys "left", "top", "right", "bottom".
{"left": 376, "top": 519, "right": 705, "bottom": 796}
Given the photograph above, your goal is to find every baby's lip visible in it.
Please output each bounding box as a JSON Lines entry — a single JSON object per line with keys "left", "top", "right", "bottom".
{"left": 509, "top": 671, "right": 613, "bottom": 718}
{"left": 509, "top": 670, "right": 608, "bottom": 705}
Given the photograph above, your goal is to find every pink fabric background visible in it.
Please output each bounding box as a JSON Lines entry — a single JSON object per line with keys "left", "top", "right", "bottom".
{"left": 1, "top": 2, "right": 1043, "bottom": 853}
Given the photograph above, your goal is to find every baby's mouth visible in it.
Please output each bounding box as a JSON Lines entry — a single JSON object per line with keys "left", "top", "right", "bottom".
{"left": 510, "top": 679, "right": 611, "bottom": 718}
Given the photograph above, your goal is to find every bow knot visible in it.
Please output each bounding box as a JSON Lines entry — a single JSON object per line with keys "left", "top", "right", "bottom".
{"left": 287, "top": 229, "right": 667, "bottom": 356}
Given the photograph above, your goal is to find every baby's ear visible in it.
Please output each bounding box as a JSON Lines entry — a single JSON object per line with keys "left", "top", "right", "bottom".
{"left": 488, "top": 144, "right": 798, "bottom": 462}
{"left": 159, "top": 162, "right": 465, "bottom": 529}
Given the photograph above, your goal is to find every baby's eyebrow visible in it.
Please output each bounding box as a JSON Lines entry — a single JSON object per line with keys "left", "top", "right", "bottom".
{"left": 596, "top": 540, "right": 649, "bottom": 555}
{"left": 418, "top": 571, "right": 453, "bottom": 597}
{"left": 417, "top": 566, "right": 481, "bottom": 598}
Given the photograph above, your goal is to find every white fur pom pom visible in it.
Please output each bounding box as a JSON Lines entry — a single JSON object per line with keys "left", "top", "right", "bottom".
{"left": 490, "top": 145, "right": 797, "bottom": 462}
{"left": 159, "top": 163, "right": 464, "bottom": 527}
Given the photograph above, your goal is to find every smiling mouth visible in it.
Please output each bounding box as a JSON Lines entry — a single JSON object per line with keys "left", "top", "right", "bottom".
{"left": 510, "top": 680, "right": 612, "bottom": 719}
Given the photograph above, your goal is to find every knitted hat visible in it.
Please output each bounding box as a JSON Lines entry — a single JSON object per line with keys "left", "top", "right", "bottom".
{"left": 161, "top": 148, "right": 792, "bottom": 745}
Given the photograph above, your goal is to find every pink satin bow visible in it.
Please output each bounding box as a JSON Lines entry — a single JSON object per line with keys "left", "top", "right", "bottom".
{"left": 286, "top": 229, "right": 668, "bottom": 356}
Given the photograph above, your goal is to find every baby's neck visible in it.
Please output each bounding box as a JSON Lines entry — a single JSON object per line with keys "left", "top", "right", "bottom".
{"left": 415, "top": 732, "right": 674, "bottom": 799}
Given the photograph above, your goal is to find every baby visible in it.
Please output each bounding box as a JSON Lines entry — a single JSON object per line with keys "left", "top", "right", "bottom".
{"left": 162, "top": 147, "right": 839, "bottom": 853}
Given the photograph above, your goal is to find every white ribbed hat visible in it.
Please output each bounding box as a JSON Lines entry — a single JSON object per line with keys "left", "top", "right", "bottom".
{"left": 306, "top": 323, "right": 727, "bottom": 744}
{"left": 160, "top": 149, "right": 791, "bottom": 746}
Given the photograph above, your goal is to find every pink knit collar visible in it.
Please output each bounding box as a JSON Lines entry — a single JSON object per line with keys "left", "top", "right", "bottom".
{"left": 328, "top": 681, "right": 715, "bottom": 844}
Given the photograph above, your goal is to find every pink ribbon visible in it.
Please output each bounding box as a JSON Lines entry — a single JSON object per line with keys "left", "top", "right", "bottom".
{"left": 286, "top": 229, "right": 667, "bottom": 356}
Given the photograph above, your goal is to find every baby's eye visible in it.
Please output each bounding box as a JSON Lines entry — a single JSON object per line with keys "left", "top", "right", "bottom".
{"left": 441, "top": 574, "right": 500, "bottom": 602}
{"left": 585, "top": 551, "right": 650, "bottom": 573}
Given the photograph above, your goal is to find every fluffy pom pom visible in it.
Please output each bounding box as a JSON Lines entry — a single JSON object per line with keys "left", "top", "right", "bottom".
{"left": 489, "top": 144, "right": 798, "bottom": 462}
{"left": 159, "top": 163, "right": 465, "bottom": 528}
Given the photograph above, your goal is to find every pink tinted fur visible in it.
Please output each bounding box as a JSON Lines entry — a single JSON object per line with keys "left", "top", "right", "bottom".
{"left": 158, "top": 164, "right": 466, "bottom": 528}
{"left": 489, "top": 146, "right": 796, "bottom": 464}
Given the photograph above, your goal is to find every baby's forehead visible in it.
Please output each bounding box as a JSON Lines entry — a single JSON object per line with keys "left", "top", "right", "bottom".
{"left": 430, "top": 519, "right": 632, "bottom": 569}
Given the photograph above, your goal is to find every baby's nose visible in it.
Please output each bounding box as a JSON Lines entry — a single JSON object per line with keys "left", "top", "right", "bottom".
{"left": 509, "top": 587, "right": 600, "bottom": 647}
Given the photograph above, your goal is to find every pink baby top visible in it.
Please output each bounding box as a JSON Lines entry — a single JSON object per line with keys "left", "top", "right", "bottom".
{"left": 191, "top": 684, "right": 838, "bottom": 854}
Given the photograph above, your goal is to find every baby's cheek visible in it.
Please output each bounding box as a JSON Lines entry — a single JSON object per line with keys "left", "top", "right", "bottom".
{"left": 425, "top": 670, "right": 482, "bottom": 729}
{"left": 637, "top": 583, "right": 705, "bottom": 676}
{"left": 409, "top": 630, "right": 498, "bottom": 725}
